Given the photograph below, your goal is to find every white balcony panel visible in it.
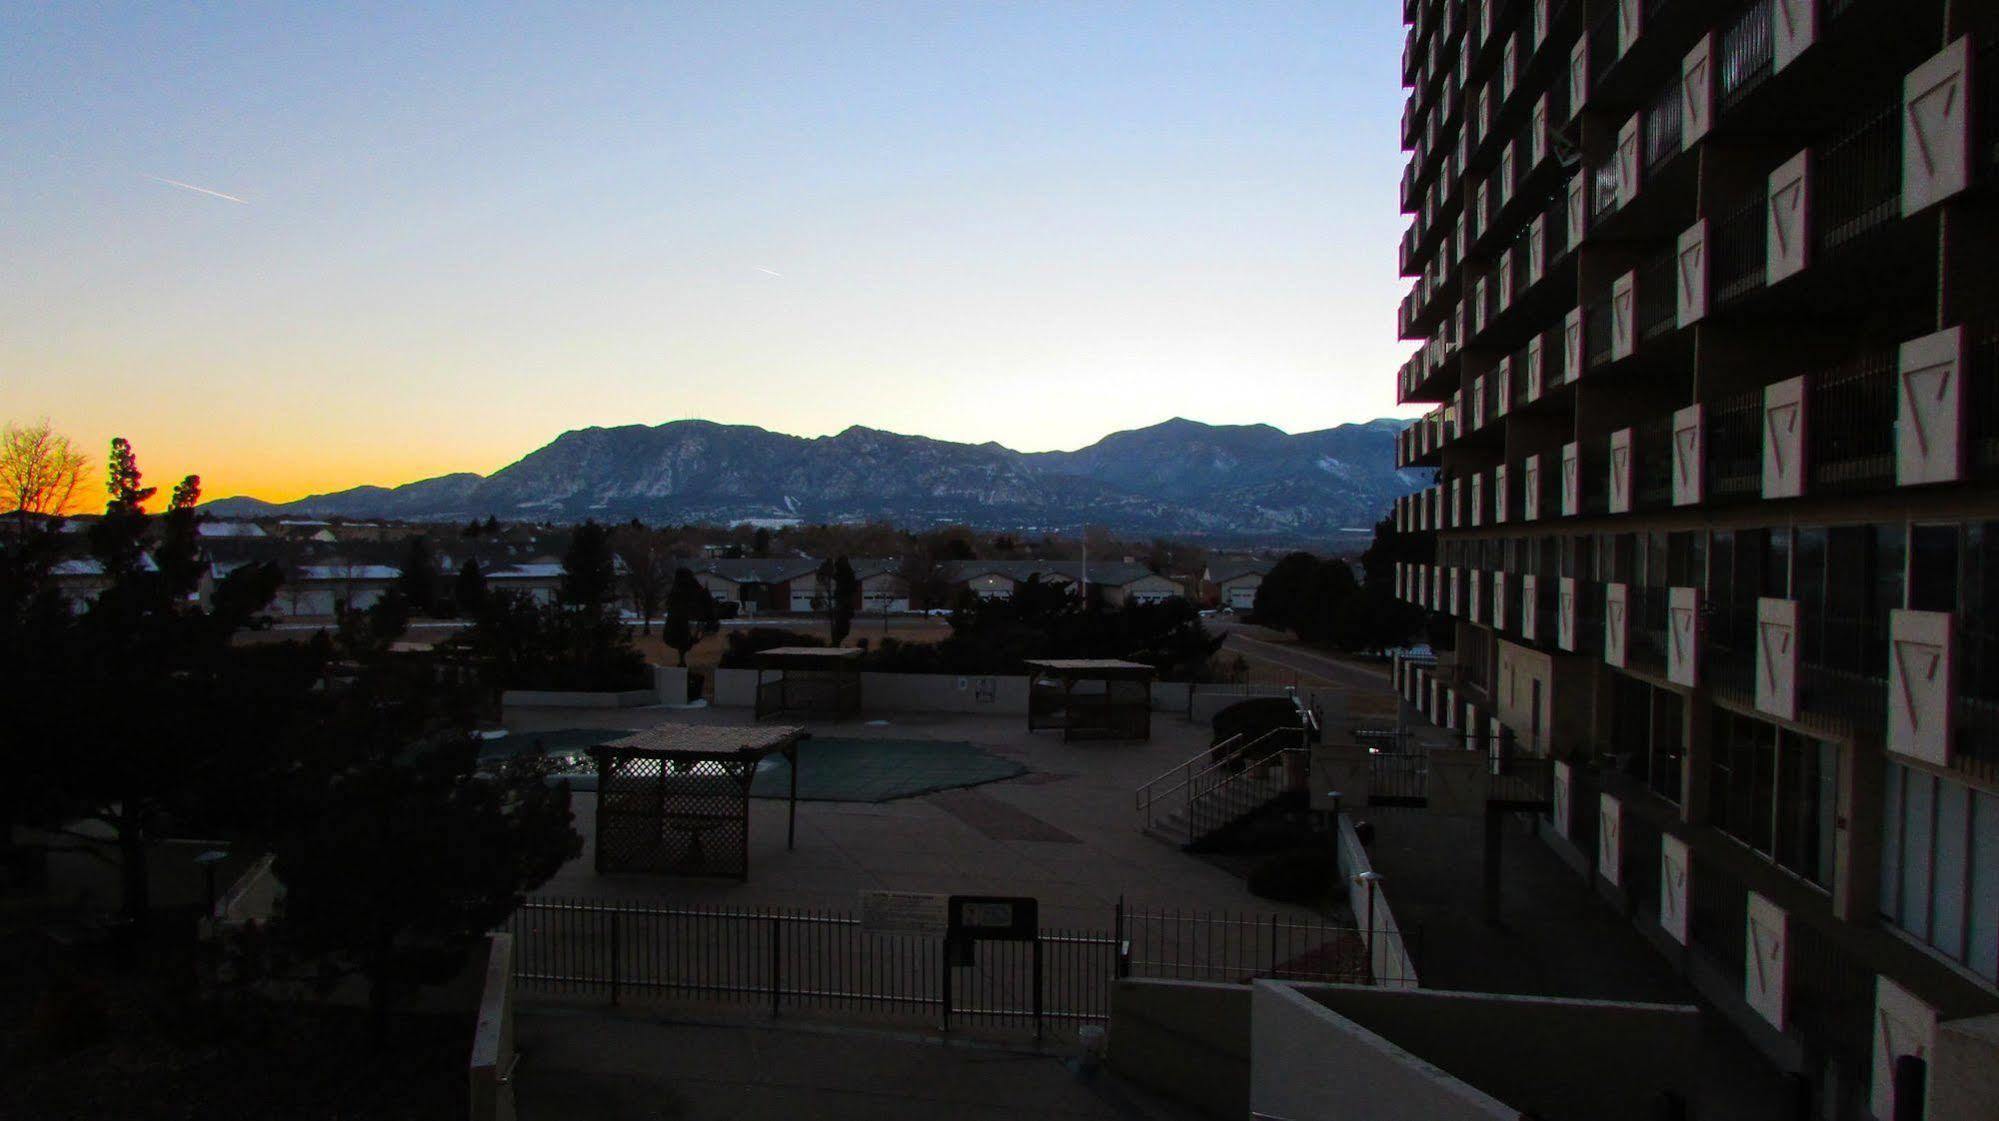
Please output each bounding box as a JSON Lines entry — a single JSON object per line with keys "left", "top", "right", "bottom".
{"left": 1523, "top": 454, "right": 1543, "bottom": 521}
{"left": 1745, "top": 892, "right": 1790, "bottom": 1031}
{"left": 1672, "top": 404, "right": 1705, "bottom": 506}
{"left": 1564, "top": 307, "right": 1585, "bottom": 385}
{"left": 1448, "top": 566, "right": 1462, "bottom": 617}
{"left": 1532, "top": 94, "right": 1550, "bottom": 166}
{"left": 1598, "top": 793, "right": 1624, "bottom": 887}
{"left": 1616, "top": 0, "right": 1641, "bottom": 56}
{"left": 1604, "top": 582, "right": 1629, "bottom": 668}
{"left": 1617, "top": 116, "right": 1641, "bottom": 207}
{"left": 1552, "top": 759, "right": 1572, "bottom": 839}
{"left": 1660, "top": 834, "right": 1691, "bottom": 945}
{"left": 1529, "top": 214, "right": 1548, "bottom": 284}
{"left": 1897, "top": 325, "right": 1966, "bottom": 485}
{"left": 1449, "top": 476, "right": 1463, "bottom": 528}
{"left": 1676, "top": 220, "right": 1708, "bottom": 327}
{"left": 1903, "top": 37, "right": 1973, "bottom": 215}
{"left": 1468, "top": 566, "right": 1484, "bottom": 622}
{"left": 1569, "top": 39, "right": 1589, "bottom": 118}
{"left": 1527, "top": 334, "right": 1547, "bottom": 399}
{"left": 1772, "top": 0, "right": 1816, "bottom": 74}
{"left": 1472, "top": 374, "right": 1488, "bottom": 430}
{"left": 1611, "top": 271, "right": 1636, "bottom": 361}
{"left": 1763, "top": 375, "right": 1807, "bottom": 499}
{"left": 1608, "top": 427, "right": 1633, "bottom": 513}
{"left": 1887, "top": 609, "right": 1954, "bottom": 768}
{"left": 1566, "top": 173, "right": 1589, "bottom": 249}
{"left": 1668, "top": 586, "right": 1700, "bottom": 688}
{"left": 1872, "top": 979, "right": 1938, "bottom": 1121}
{"left": 1755, "top": 597, "right": 1800, "bottom": 721}
{"left": 1494, "top": 462, "right": 1511, "bottom": 523}
{"left": 1681, "top": 34, "right": 1714, "bottom": 145}
{"left": 1558, "top": 575, "right": 1578, "bottom": 651}
{"left": 1496, "top": 358, "right": 1512, "bottom": 419}
{"left": 1493, "top": 571, "right": 1509, "bottom": 631}
{"left": 1522, "top": 573, "right": 1540, "bottom": 642}
{"left": 1470, "top": 471, "right": 1485, "bottom": 527}
{"left": 1560, "top": 441, "right": 1581, "bottom": 517}
{"left": 1766, "top": 151, "right": 1811, "bottom": 284}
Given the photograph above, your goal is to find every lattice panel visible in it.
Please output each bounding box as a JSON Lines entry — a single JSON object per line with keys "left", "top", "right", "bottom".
{"left": 595, "top": 751, "right": 756, "bottom": 879}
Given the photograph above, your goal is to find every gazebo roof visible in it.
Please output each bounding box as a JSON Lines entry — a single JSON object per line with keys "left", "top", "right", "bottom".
{"left": 1023, "top": 658, "right": 1158, "bottom": 679}
{"left": 596, "top": 722, "right": 806, "bottom": 758}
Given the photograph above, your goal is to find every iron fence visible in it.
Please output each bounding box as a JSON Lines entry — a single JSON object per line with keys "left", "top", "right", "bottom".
{"left": 1815, "top": 106, "right": 1901, "bottom": 256}
{"left": 1806, "top": 349, "right": 1896, "bottom": 491}
{"left": 1592, "top": 157, "right": 1622, "bottom": 220}
{"left": 502, "top": 896, "right": 1402, "bottom": 1033}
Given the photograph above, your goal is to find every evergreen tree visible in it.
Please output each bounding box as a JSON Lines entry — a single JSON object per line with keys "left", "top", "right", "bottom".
{"left": 829, "top": 555, "right": 858, "bottom": 647}
{"left": 558, "top": 521, "right": 616, "bottom": 611}
{"left": 662, "top": 566, "right": 714, "bottom": 666}
{"left": 453, "top": 558, "right": 488, "bottom": 614}
{"left": 396, "top": 535, "right": 438, "bottom": 615}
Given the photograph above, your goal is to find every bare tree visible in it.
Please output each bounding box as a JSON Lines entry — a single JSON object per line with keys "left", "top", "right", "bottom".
{"left": 2, "top": 420, "right": 91, "bottom": 533}
{"left": 612, "top": 527, "right": 674, "bottom": 634}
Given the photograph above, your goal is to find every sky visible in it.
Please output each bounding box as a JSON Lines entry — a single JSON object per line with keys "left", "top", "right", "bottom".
{"left": 3, "top": 2, "right": 1416, "bottom": 504}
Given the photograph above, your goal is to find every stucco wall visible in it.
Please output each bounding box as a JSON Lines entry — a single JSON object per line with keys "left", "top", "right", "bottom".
{"left": 1934, "top": 1013, "right": 1999, "bottom": 1121}
{"left": 1107, "top": 980, "right": 1251, "bottom": 1120}
{"left": 1252, "top": 982, "right": 1515, "bottom": 1121}
{"left": 1298, "top": 983, "right": 1701, "bottom": 1121}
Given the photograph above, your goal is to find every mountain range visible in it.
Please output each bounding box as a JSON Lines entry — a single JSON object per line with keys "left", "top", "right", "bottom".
{"left": 202, "top": 417, "right": 1428, "bottom": 542}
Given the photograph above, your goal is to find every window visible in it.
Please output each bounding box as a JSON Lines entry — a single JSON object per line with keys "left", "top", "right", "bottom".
{"left": 1880, "top": 762, "right": 1999, "bottom": 985}
{"left": 1710, "top": 708, "right": 1839, "bottom": 890}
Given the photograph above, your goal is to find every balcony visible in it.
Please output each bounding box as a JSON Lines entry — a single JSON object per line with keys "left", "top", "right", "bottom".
{"left": 1635, "top": 247, "right": 1677, "bottom": 342}
{"left": 1805, "top": 348, "right": 1896, "bottom": 493}
{"left": 1705, "top": 387, "right": 1763, "bottom": 501}
{"left": 1591, "top": 156, "right": 1622, "bottom": 221}
{"left": 1628, "top": 582, "right": 1670, "bottom": 675}
{"left": 1710, "top": 188, "right": 1768, "bottom": 305}
{"left": 1813, "top": 106, "right": 1901, "bottom": 258}
{"left": 1973, "top": 327, "right": 1999, "bottom": 478}
{"left": 1718, "top": 0, "right": 1773, "bottom": 113}
{"left": 1641, "top": 78, "right": 1684, "bottom": 174}
{"left": 1583, "top": 297, "right": 1616, "bottom": 370}
{"left": 1633, "top": 415, "right": 1674, "bottom": 509}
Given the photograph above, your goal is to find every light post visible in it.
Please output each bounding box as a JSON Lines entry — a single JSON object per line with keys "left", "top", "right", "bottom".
{"left": 1352, "top": 870, "right": 1384, "bottom": 937}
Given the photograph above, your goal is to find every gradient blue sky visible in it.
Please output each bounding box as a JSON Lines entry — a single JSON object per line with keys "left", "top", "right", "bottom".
{"left": 3, "top": 2, "right": 1414, "bottom": 502}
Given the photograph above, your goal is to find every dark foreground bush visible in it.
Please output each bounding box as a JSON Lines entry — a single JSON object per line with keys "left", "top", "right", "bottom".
{"left": 1247, "top": 847, "right": 1337, "bottom": 904}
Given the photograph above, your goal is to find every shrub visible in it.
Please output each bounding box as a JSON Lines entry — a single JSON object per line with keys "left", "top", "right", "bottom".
{"left": 1246, "top": 847, "right": 1336, "bottom": 904}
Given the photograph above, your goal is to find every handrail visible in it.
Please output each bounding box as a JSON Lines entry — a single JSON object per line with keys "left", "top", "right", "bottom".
{"left": 1187, "top": 742, "right": 1309, "bottom": 845}
{"left": 1138, "top": 734, "right": 1242, "bottom": 796}
{"left": 1136, "top": 733, "right": 1244, "bottom": 824}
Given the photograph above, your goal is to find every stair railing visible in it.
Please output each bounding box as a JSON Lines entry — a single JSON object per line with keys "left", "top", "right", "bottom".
{"left": 1136, "top": 734, "right": 1243, "bottom": 828}
{"left": 1185, "top": 730, "right": 1310, "bottom": 846}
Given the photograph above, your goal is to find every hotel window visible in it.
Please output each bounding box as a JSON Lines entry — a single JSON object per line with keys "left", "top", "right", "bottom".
{"left": 1880, "top": 763, "right": 1999, "bottom": 986}
{"left": 1709, "top": 708, "right": 1838, "bottom": 890}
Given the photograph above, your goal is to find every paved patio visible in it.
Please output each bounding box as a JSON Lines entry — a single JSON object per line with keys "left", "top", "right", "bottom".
{"left": 507, "top": 704, "right": 1334, "bottom": 931}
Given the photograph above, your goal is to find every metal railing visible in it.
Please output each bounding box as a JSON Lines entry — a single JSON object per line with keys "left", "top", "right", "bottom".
{"left": 1509, "top": 343, "right": 1534, "bottom": 407}
{"left": 1706, "top": 388, "right": 1764, "bottom": 500}
{"left": 1637, "top": 246, "right": 1677, "bottom": 340}
{"left": 1712, "top": 189, "right": 1769, "bottom": 304}
{"left": 1628, "top": 582, "right": 1670, "bottom": 671}
{"left": 1592, "top": 157, "right": 1622, "bottom": 219}
{"left": 1136, "top": 733, "right": 1243, "bottom": 827}
{"left": 1719, "top": 0, "right": 1773, "bottom": 111}
{"left": 1807, "top": 349, "right": 1897, "bottom": 491}
{"left": 1584, "top": 297, "right": 1615, "bottom": 369}
{"left": 1186, "top": 742, "right": 1305, "bottom": 844}
{"left": 1642, "top": 79, "right": 1684, "bottom": 172}
{"left": 1633, "top": 415, "right": 1673, "bottom": 509}
{"left": 1815, "top": 106, "right": 1901, "bottom": 255}
{"left": 1688, "top": 849, "right": 1747, "bottom": 986}
{"left": 1973, "top": 327, "right": 1999, "bottom": 475}
{"left": 504, "top": 897, "right": 1409, "bottom": 1031}
{"left": 1586, "top": 9, "right": 1619, "bottom": 87}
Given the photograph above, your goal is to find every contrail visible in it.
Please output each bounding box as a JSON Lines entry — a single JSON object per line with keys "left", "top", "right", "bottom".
{"left": 755, "top": 266, "right": 782, "bottom": 278}
{"left": 144, "top": 174, "right": 249, "bottom": 204}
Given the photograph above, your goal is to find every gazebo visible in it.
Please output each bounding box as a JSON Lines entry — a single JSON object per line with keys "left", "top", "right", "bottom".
{"left": 588, "top": 723, "right": 806, "bottom": 880}
{"left": 753, "top": 647, "right": 864, "bottom": 719}
{"left": 1024, "top": 658, "right": 1156, "bottom": 742}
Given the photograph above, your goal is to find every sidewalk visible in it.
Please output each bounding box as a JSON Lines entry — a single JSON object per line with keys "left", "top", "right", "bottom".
{"left": 513, "top": 1007, "right": 1201, "bottom": 1121}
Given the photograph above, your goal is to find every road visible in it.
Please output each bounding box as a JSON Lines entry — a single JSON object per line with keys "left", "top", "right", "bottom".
{"left": 1212, "top": 623, "right": 1392, "bottom": 693}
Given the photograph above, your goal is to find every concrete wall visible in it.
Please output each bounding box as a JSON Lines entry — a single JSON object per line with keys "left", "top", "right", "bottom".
{"left": 1934, "top": 1013, "right": 1999, "bottom": 1121}
{"left": 468, "top": 933, "right": 517, "bottom": 1121}
{"left": 1336, "top": 814, "right": 1419, "bottom": 989}
{"left": 859, "top": 672, "right": 1030, "bottom": 714}
{"left": 714, "top": 667, "right": 760, "bottom": 708}
{"left": 1252, "top": 982, "right": 1515, "bottom": 1121}
{"left": 1107, "top": 980, "right": 1251, "bottom": 1120}
{"left": 1298, "top": 983, "right": 1701, "bottom": 1121}
{"left": 499, "top": 688, "right": 658, "bottom": 709}
{"left": 652, "top": 664, "right": 690, "bottom": 705}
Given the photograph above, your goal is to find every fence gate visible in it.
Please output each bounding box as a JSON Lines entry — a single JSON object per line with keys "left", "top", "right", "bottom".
{"left": 504, "top": 898, "right": 1386, "bottom": 1035}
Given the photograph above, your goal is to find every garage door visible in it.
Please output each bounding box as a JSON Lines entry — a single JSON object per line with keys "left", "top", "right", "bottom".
{"left": 1228, "top": 586, "right": 1257, "bottom": 609}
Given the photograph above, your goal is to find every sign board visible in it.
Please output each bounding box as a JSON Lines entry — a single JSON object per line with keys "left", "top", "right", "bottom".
{"left": 860, "top": 891, "right": 949, "bottom": 937}
{"left": 946, "top": 895, "right": 1038, "bottom": 943}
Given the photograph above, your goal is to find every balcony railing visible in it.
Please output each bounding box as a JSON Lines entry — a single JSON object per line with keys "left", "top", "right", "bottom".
{"left": 1509, "top": 343, "right": 1534, "bottom": 408}
{"left": 1629, "top": 582, "right": 1670, "bottom": 672}
{"left": 1973, "top": 327, "right": 1999, "bottom": 476}
{"left": 1586, "top": 9, "right": 1620, "bottom": 91}
{"left": 1815, "top": 106, "right": 1902, "bottom": 256}
{"left": 1799, "top": 625, "right": 1888, "bottom": 732}
{"left": 1711, "top": 188, "right": 1768, "bottom": 305}
{"left": 1642, "top": 80, "right": 1684, "bottom": 173}
{"left": 1718, "top": 0, "right": 1773, "bottom": 111}
{"left": 1806, "top": 349, "right": 1896, "bottom": 492}
{"left": 1633, "top": 415, "right": 1673, "bottom": 509}
{"left": 1545, "top": 323, "right": 1573, "bottom": 386}
{"left": 1705, "top": 387, "right": 1763, "bottom": 500}
{"left": 1577, "top": 437, "right": 1610, "bottom": 515}
{"left": 1584, "top": 297, "right": 1615, "bottom": 369}
{"left": 1591, "top": 157, "right": 1622, "bottom": 219}
{"left": 1636, "top": 248, "right": 1677, "bottom": 341}
{"left": 1545, "top": 193, "right": 1571, "bottom": 259}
